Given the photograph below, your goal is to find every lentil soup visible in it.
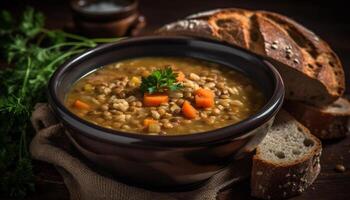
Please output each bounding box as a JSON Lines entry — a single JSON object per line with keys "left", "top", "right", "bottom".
{"left": 65, "top": 57, "right": 265, "bottom": 135}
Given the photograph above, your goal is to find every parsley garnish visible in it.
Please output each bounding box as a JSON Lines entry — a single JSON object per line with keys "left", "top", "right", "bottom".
{"left": 140, "top": 67, "right": 183, "bottom": 93}
{"left": 0, "top": 7, "right": 122, "bottom": 198}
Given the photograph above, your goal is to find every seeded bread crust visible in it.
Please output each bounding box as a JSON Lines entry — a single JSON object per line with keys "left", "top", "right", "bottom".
{"left": 158, "top": 9, "right": 345, "bottom": 106}
{"left": 251, "top": 110, "right": 322, "bottom": 199}
{"left": 285, "top": 98, "right": 350, "bottom": 140}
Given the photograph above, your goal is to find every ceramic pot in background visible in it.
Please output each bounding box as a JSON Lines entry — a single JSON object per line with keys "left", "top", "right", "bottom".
{"left": 70, "top": 0, "right": 145, "bottom": 37}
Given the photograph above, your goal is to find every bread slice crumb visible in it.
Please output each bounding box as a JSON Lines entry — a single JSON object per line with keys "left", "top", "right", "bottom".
{"left": 251, "top": 110, "right": 322, "bottom": 199}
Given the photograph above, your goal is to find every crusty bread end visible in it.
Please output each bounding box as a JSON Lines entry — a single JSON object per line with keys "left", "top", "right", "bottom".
{"left": 158, "top": 9, "right": 345, "bottom": 106}
{"left": 285, "top": 97, "right": 350, "bottom": 140}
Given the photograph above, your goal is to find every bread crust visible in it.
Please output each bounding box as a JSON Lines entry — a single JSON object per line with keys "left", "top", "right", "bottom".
{"left": 258, "top": 11, "right": 345, "bottom": 100}
{"left": 158, "top": 9, "right": 345, "bottom": 106}
{"left": 251, "top": 152, "right": 321, "bottom": 199}
{"left": 285, "top": 98, "right": 350, "bottom": 140}
{"left": 251, "top": 110, "right": 322, "bottom": 199}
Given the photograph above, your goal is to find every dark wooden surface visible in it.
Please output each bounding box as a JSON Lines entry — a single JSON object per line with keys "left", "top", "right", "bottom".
{"left": 1, "top": 0, "right": 349, "bottom": 199}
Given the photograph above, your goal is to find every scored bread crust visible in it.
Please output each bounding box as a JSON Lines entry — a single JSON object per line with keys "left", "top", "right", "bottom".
{"left": 285, "top": 97, "right": 350, "bottom": 140}
{"left": 158, "top": 8, "right": 345, "bottom": 106}
{"left": 251, "top": 110, "right": 322, "bottom": 199}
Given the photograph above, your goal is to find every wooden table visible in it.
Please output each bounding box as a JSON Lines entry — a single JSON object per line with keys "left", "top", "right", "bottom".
{"left": 1, "top": 0, "right": 349, "bottom": 199}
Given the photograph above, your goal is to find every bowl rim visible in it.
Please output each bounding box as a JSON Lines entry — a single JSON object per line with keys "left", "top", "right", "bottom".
{"left": 48, "top": 36, "right": 284, "bottom": 146}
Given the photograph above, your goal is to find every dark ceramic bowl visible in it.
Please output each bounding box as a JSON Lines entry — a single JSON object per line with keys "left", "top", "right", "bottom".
{"left": 48, "top": 36, "right": 284, "bottom": 190}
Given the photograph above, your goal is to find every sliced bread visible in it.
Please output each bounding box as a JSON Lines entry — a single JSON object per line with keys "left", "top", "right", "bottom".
{"left": 251, "top": 110, "right": 322, "bottom": 199}
{"left": 285, "top": 97, "right": 350, "bottom": 140}
{"left": 158, "top": 9, "right": 345, "bottom": 106}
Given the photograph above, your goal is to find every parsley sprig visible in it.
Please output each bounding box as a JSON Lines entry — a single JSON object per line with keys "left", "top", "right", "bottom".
{"left": 140, "top": 67, "right": 183, "bottom": 93}
{"left": 0, "top": 7, "right": 122, "bottom": 198}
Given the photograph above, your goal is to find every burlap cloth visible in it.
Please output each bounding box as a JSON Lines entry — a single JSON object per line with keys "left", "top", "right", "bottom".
{"left": 30, "top": 103, "right": 251, "bottom": 200}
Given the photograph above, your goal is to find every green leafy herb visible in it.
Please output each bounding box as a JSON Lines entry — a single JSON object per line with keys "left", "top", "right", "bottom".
{"left": 0, "top": 7, "right": 122, "bottom": 198}
{"left": 140, "top": 67, "right": 183, "bottom": 93}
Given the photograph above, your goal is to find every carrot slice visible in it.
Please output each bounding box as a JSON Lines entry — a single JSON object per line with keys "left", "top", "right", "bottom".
{"left": 195, "top": 95, "right": 214, "bottom": 108}
{"left": 194, "top": 88, "right": 215, "bottom": 108}
{"left": 182, "top": 100, "right": 198, "bottom": 119}
{"left": 143, "top": 93, "right": 169, "bottom": 107}
{"left": 73, "top": 100, "right": 90, "bottom": 110}
{"left": 176, "top": 71, "right": 185, "bottom": 82}
{"left": 143, "top": 118, "right": 158, "bottom": 127}
{"left": 195, "top": 88, "right": 214, "bottom": 98}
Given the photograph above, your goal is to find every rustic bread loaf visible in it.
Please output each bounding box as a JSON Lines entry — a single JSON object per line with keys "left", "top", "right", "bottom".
{"left": 251, "top": 110, "right": 322, "bottom": 199}
{"left": 158, "top": 8, "right": 345, "bottom": 106}
{"left": 285, "top": 97, "right": 350, "bottom": 140}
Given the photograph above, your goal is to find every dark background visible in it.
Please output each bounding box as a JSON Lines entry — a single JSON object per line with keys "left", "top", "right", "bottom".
{"left": 1, "top": 0, "right": 350, "bottom": 199}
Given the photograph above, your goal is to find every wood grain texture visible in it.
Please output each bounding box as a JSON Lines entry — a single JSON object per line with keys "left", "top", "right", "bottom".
{"left": 0, "top": 0, "right": 349, "bottom": 199}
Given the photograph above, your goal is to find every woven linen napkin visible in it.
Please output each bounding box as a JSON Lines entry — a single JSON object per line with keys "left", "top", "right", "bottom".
{"left": 30, "top": 103, "right": 251, "bottom": 200}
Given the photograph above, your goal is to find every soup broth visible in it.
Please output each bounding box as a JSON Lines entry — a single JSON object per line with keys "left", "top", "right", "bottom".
{"left": 65, "top": 57, "right": 265, "bottom": 135}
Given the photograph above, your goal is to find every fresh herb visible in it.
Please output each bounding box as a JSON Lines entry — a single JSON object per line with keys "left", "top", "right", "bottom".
{"left": 140, "top": 67, "right": 183, "bottom": 93}
{"left": 0, "top": 7, "right": 122, "bottom": 198}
